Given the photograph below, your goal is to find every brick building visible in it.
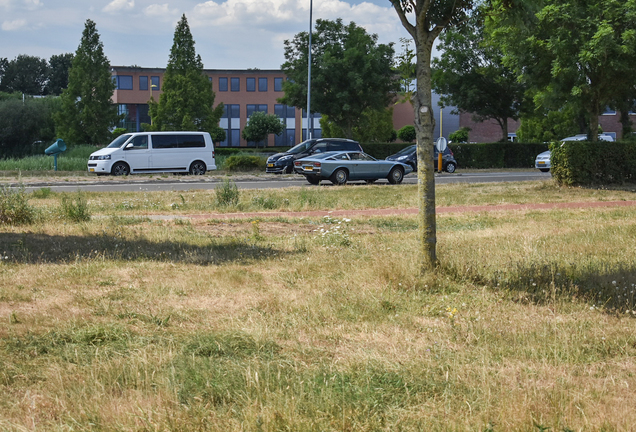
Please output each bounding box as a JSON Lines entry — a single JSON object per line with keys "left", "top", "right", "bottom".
{"left": 110, "top": 66, "right": 633, "bottom": 146}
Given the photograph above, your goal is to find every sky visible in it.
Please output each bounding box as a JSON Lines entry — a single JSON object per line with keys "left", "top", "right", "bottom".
{"left": 0, "top": 0, "right": 416, "bottom": 70}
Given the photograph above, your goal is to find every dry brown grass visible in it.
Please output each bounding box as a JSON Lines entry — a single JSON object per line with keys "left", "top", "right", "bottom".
{"left": 1, "top": 181, "right": 636, "bottom": 430}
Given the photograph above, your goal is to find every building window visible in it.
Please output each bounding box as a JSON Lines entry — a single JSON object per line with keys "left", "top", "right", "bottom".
{"left": 151, "top": 76, "right": 160, "bottom": 91}
{"left": 275, "top": 104, "right": 296, "bottom": 146}
{"left": 220, "top": 104, "right": 241, "bottom": 147}
{"left": 246, "top": 77, "right": 256, "bottom": 92}
{"left": 219, "top": 77, "right": 228, "bottom": 92}
{"left": 274, "top": 77, "right": 283, "bottom": 92}
{"left": 602, "top": 106, "right": 616, "bottom": 115}
{"left": 302, "top": 110, "right": 322, "bottom": 140}
{"left": 115, "top": 75, "right": 133, "bottom": 90}
{"left": 139, "top": 76, "right": 148, "bottom": 91}
{"left": 259, "top": 77, "right": 268, "bottom": 92}
{"left": 231, "top": 77, "right": 240, "bottom": 92}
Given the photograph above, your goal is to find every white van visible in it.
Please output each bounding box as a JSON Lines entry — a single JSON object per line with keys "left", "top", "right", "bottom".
{"left": 87, "top": 131, "right": 216, "bottom": 176}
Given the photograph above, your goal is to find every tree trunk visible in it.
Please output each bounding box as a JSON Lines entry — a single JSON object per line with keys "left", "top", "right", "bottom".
{"left": 414, "top": 31, "right": 437, "bottom": 273}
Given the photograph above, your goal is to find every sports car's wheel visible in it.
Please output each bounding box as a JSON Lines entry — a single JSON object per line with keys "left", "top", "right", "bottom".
{"left": 111, "top": 162, "right": 130, "bottom": 176}
{"left": 330, "top": 168, "right": 348, "bottom": 185}
{"left": 387, "top": 166, "right": 404, "bottom": 184}
{"left": 189, "top": 160, "right": 207, "bottom": 175}
{"left": 445, "top": 162, "right": 457, "bottom": 173}
{"left": 285, "top": 165, "right": 294, "bottom": 174}
{"left": 306, "top": 175, "right": 321, "bottom": 185}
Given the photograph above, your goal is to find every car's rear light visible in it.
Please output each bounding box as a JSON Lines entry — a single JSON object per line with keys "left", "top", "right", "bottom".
{"left": 314, "top": 162, "right": 321, "bottom": 167}
{"left": 294, "top": 161, "right": 301, "bottom": 166}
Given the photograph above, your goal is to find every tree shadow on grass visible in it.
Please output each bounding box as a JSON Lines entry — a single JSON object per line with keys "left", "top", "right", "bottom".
{"left": 0, "top": 231, "right": 296, "bottom": 265}
{"left": 444, "top": 261, "right": 636, "bottom": 314}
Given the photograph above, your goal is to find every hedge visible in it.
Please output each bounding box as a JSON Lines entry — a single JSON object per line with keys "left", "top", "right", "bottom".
{"left": 215, "top": 141, "right": 553, "bottom": 169}
{"left": 551, "top": 140, "right": 636, "bottom": 186}
{"left": 448, "top": 142, "right": 549, "bottom": 169}
{"left": 223, "top": 154, "right": 267, "bottom": 171}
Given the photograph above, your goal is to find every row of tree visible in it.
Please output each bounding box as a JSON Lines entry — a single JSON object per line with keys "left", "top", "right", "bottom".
{"left": 0, "top": 53, "right": 73, "bottom": 96}
{"left": 431, "top": 0, "right": 636, "bottom": 142}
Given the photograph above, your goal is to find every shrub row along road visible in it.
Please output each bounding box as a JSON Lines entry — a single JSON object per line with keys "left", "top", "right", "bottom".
{"left": 14, "top": 171, "right": 551, "bottom": 193}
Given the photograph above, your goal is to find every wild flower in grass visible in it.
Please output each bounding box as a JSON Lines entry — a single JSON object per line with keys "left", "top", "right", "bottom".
{"left": 313, "top": 216, "right": 351, "bottom": 247}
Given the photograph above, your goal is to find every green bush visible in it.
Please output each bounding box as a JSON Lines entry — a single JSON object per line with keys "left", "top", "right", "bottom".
{"left": 449, "top": 142, "right": 550, "bottom": 169}
{"left": 223, "top": 155, "right": 267, "bottom": 171}
{"left": 397, "top": 125, "right": 416, "bottom": 143}
{"left": 449, "top": 127, "right": 470, "bottom": 143}
{"left": 215, "top": 179, "right": 239, "bottom": 207}
{"left": 551, "top": 140, "right": 636, "bottom": 186}
{"left": 0, "top": 185, "right": 36, "bottom": 225}
{"left": 60, "top": 191, "right": 91, "bottom": 222}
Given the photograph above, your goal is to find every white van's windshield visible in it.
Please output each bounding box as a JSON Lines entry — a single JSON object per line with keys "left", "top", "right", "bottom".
{"left": 107, "top": 134, "right": 132, "bottom": 148}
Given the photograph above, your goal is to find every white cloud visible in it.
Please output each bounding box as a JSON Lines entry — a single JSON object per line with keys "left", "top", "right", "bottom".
{"left": 24, "top": 0, "right": 42, "bottom": 10}
{"left": 2, "top": 18, "right": 26, "bottom": 30}
{"left": 144, "top": 3, "right": 180, "bottom": 20}
{"left": 103, "top": 0, "right": 134, "bottom": 13}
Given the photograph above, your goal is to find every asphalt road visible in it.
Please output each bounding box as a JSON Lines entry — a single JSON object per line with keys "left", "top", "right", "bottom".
{"left": 12, "top": 170, "right": 552, "bottom": 193}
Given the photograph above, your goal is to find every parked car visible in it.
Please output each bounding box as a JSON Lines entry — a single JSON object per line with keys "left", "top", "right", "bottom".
{"left": 535, "top": 150, "right": 551, "bottom": 172}
{"left": 385, "top": 144, "right": 458, "bottom": 173}
{"left": 293, "top": 151, "right": 413, "bottom": 185}
{"left": 534, "top": 134, "right": 615, "bottom": 172}
{"left": 266, "top": 138, "right": 363, "bottom": 174}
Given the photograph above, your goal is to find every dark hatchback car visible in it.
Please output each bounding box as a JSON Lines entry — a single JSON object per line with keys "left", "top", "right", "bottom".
{"left": 266, "top": 138, "right": 363, "bottom": 174}
{"left": 385, "top": 144, "right": 458, "bottom": 173}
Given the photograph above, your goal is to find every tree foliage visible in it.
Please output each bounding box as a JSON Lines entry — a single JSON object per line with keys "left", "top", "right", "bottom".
{"left": 47, "top": 53, "right": 74, "bottom": 95}
{"left": 149, "top": 14, "right": 224, "bottom": 139}
{"left": 391, "top": 0, "right": 475, "bottom": 272}
{"left": 241, "top": 111, "right": 284, "bottom": 147}
{"left": 432, "top": 8, "right": 526, "bottom": 141}
{"left": 55, "top": 19, "right": 118, "bottom": 145}
{"left": 0, "top": 97, "right": 61, "bottom": 158}
{"left": 280, "top": 18, "right": 398, "bottom": 139}
{"left": 321, "top": 108, "right": 396, "bottom": 143}
{"left": 488, "top": 0, "right": 636, "bottom": 141}
{"left": 0, "top": 55, "right": 48, "bottom": 95}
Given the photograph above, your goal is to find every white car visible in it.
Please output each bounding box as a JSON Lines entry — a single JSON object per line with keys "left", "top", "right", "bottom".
{"left": 534, "top": 134, "right": 615, "bottom": 172}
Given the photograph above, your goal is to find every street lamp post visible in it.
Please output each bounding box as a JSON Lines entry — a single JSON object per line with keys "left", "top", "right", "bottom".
{"left": 306, "top": 0, "right": 313, "bottom": 140}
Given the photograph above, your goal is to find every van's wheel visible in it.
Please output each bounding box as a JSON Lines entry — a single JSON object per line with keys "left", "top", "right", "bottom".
{"left": 445, "top": 162, "right": 457, "bottom": 173}
{"left": 388, "top": 167, "right": 404, "bottom": 184}
{"left": 111, "top": 162, "right": 130, "bottom": 176}
{"left": 330, "top": 168, "right": 348, "bottom": 185}
{"left": 189, "top": 161, "right": 206, "bottom": 175}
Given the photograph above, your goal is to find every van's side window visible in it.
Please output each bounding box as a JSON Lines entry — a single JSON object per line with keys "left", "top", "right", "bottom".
{"left": 128, "top": 135, "right": 148, "bottom": 150}
{"left": 152, "top": 135, "right": 179, "bottom": 149}
{"left": 179, "top": 135, "right": 205, "bottom": 148}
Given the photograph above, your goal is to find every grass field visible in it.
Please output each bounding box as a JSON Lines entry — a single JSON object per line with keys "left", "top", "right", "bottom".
{"left": 1, "top": 180, "right": 636, "bottom": 431}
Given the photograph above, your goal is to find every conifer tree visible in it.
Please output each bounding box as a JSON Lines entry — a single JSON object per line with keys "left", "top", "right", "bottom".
{"left": 149, "top": 14, "right": 224, "bottom": 140}
{"left": 55, "top": 19, "right": 118, "bottom": 144}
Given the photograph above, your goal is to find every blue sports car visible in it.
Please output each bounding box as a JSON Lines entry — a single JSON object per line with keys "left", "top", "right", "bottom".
{"left": 293, "top": 151, "right": 413, "bottom": 185}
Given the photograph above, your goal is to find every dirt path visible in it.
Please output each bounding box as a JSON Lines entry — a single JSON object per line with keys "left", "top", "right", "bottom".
{"left": 183, "top": 200, "right": 636, "bottom": 220}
